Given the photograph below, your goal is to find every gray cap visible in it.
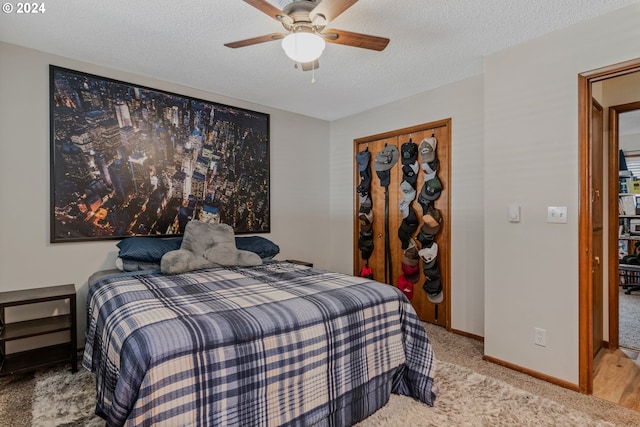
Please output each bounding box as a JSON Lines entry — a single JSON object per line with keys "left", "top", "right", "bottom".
{"left": 400, "top": 180, "right": 416, "bottom": 202}
{"left": 374, "top": 145, "right": 399, "bottom": 171}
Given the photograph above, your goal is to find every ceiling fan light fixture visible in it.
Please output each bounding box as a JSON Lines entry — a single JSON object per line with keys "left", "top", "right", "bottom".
{"left": 281, "top": 30, "right": 326, "bottom": 63}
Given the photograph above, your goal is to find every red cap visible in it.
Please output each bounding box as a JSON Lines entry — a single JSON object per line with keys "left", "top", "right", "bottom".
{"left": 360, "top": 264, "right": 373, "bottom": 279}
{"left": 397, "top": 274, "right": 414, "bottom": 300}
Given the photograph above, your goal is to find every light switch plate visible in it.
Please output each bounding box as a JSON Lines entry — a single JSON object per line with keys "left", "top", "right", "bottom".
{"left": 547, "top": 206, "right": 567, "bottom": 223}
{"left": 508, "top": 204, "right": 520, "bottom": 222}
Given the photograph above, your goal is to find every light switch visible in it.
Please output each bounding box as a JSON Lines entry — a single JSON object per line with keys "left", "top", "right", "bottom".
{"left": 508, "top": 204, "right": 520, "bottom": 222}
{"left": 547, "top": 206, "right": 567, "bottom": 223}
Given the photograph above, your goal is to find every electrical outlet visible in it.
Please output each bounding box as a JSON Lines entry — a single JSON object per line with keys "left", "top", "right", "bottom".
{"left": 534, "top": 328, "right": 547, "bottom": 347}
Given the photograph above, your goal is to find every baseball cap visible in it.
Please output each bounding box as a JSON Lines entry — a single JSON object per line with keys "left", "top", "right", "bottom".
{"left": 402, "top": 263, "right": 420, "bottom": 283}
{"left": 397, "top": 274, "right": 414, "bottom": 300}
{"left": 356, "top": 149, "right": 371, "bottom": 171}
{"left": 423, "top": 262, "right": 441, "bottom": 280}
{"left": 360, "top": 196, "right": 372, "bottom": 210}
{"left": 401, "top": 262, "right": 420, "bottom": 277}
{"left": 417, "top": 189, "right": 431, "bottom": 214}
{"left": 358, "top": 237, "right": 374, "bottom": 260}
{"left": 426, "top": 205, "right": 442, "bottom": 224}
{"left": 400, "top": 141, "right": 418, "bottom": 165}
{"left": 398, "top": 200, "right": 409, "bottom": 218}
{"left": 421, "top": 177, "right": 442, "bottom": 201}
{"left": 400, "top": 180, "right": 416, "bottom": 202}
{"left": 422, "top": 257, "right": 437, "bottom": 270}
{"left": 423, "top": 277, "right": 444, "bottom": 304}
{"left": 360, "top": 264, "right": 373, "bottom": 279}
{"left": 418, "top": 242, "right": 438, "bottom": 263}
{"left": 359, "top": 209, "right": 373, "bottom": 225}
{"left": 419, "top": 137, "right": 437, "bottom": 163}
{"left": 398, "top": 208, "right": 419, "bottom": 248}
{"left": 402, "top": 161, "right": 420, "bottom": 185}
{"left": 422, "top": 208, "right": 442, "bottom": 235}
{"left": 417, "top": 227, "right": 436, "bottom": 247}
{"left": 402, "top": 239, "right": 420, "bottom": 266}
{"left": 421, "top": 157, "right": 439, "bottom": 178}
{"left": 374, "top": 145, "right": 399, "bottom": 171}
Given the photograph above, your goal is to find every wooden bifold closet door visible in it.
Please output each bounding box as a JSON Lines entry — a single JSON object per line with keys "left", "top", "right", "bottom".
{"left": 353, "top": 119, "right": 450, "bottom": 327}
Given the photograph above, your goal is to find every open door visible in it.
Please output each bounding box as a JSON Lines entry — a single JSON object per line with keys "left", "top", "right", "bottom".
{"left": 608, "top": 101, "right": 640, "bottom": 351}
{"left": 591, "top": 98, "right": 604, "bottom": 359}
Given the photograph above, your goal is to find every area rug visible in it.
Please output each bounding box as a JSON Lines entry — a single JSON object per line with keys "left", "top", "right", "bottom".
{"left": 31, "top": 368, "right": 102, "bottom": 427}
{"left": 619, "top": 291, "right": 640, "bottom": 350}
{"left": 32, "top": 361, "right": 618, "bottom": 427}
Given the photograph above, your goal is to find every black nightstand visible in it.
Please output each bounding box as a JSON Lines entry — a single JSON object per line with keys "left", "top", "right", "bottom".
{"left": 0, "top": 284, "right": 77, "bottom": 376}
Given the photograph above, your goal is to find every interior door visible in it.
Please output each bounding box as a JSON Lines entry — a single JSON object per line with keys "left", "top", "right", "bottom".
{"left": 592, "top": 98, "right": 604, "bottom": 358}
{"left": 608, "top": 102, "right": 640, "bottom": 351}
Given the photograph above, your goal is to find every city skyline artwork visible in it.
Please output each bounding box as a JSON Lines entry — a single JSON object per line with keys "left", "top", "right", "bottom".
{"left": 49, "top": 66, "right": 270, "bottom": 242}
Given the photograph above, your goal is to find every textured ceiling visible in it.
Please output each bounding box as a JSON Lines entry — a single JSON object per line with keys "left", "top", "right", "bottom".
{"left": 1, "top": 0, "right": 639, "bottom": 121}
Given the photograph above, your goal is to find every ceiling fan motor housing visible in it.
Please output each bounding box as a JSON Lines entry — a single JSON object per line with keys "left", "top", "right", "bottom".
{"left": 281, "top": 1, "right": 327, "bottom": 32}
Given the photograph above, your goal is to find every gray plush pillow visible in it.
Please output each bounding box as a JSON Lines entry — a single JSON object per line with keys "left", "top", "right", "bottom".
{"left": 161, "top": 221, "right": 262, "bottom": 274}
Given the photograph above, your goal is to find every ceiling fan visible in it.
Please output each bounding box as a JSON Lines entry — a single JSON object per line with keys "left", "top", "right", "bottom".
{"left": 224, "top": 0, "right": 390, "bottom": 71}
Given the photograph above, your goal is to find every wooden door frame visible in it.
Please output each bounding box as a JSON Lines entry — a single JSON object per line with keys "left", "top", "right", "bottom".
{"left": 578, "top": 57, "right": 640, "bottom": 394}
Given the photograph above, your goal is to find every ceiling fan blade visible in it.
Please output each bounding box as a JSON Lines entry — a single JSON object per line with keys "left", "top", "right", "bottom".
{"left": 322, "top": 29, "right": 389, "bottom": 51}
{"left": 224, "top": 33, "right": 285, "bottom": 49}
{"left": 242, "top": 0, "right": 292, "bottom": 25}
{"left": 301, "top": 60, "right": 320, "bottom": 72}
{"left": 310, "top": 0, "right": 358, "bottom": 23}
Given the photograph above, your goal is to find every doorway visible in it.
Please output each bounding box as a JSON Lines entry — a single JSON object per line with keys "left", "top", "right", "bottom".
{"left": 578, "top": 58, "right": 640, "bottom": 396}
{"left": 608, "top": 101, "right": 640, "bottom": 352}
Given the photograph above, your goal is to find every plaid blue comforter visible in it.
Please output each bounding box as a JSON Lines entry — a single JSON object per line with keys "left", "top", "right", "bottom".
{"left": 83, "top": 262, "right": 436, "bottom": 426}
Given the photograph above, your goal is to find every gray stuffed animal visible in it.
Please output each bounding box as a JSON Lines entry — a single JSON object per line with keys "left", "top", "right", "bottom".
{"left": 161, "top": 221, "right": 262, "bottom": 274}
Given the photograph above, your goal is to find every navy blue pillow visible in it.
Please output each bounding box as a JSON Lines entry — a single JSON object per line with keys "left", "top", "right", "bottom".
{"left": 235, "top": 236, "right": 280, "bottom": 260}
{"left": 117, "top": 236, "right": 183, "bottom": 262}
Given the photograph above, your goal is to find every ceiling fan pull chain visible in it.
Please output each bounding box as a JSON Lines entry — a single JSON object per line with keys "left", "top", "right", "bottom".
{"left": 312, "top": 63, "right": 316, "bottom": 83}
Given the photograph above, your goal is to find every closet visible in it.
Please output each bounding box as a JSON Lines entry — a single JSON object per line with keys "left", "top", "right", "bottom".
{"left": 353, "top": 119, "right": 450, "bottom": 327}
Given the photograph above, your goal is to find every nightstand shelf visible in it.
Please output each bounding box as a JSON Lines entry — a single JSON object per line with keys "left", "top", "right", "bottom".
{"left": 1, "top": 344, "right": 72, "bottom": 374}
{"left": 0, "top": 284, "right": 77, "bottom": 376}
{"left": 1, "top": 315, "right": 72, "bottom": 340}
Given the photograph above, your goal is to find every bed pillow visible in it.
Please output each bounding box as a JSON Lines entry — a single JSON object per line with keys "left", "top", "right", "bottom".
{"left": 161, "top": 222, "right": 262, "bottom": 274}
{"left": 235, "top": 236, "right": 280, "bottom": 260}
{"left": 117, "top": 236, "right": 183, "bottom": 262}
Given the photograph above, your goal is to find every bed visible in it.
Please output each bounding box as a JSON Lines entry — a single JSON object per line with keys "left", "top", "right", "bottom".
{"left": 83, "top": 237, "right": 436, "bottom": 426}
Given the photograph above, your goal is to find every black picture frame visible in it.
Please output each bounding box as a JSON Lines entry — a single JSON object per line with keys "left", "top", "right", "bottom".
{"left": 49, "top": 65, "right": 270, "bottom": 242}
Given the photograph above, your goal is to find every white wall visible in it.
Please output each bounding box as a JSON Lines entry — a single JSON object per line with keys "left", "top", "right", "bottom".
{"left": 484, "top": 3, "right": 640, "bottom": 384}
{"left": 329, "top": 75, "right": 485, "bottom": 337}
{"left": 0, "top": 42, "right": 331, "bottom": 347}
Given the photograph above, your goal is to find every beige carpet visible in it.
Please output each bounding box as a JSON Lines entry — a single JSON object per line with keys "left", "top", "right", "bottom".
{"left": 27, "top": 360, "right": 621, "bottom": 427}
{"left": 619, "top": 291, "right": 640, "bottom": 350}
{"left": 421, "top": 323, "right": 640, "bottom": 426}
{"left": 1, "top": 323, "right": 639, "bottom": 426}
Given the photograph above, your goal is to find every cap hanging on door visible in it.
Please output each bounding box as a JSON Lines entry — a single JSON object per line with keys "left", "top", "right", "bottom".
{"left": 359, "top": 263, "right": 373, "bottom": 279}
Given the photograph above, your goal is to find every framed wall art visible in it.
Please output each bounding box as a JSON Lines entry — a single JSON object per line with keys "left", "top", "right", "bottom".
{"left": 50, "top": 65, "right": 270, "bottom": 242}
